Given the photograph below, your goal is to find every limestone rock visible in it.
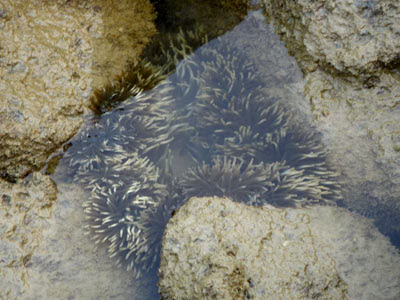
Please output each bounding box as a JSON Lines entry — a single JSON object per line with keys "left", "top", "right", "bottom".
{"left": 304, "top": 69, "right": 400, "bottom": 238}
{"left": 1, "top": 177, "right": 159, "bottom": 299}
{"left": 159, "top": 196, "right": 400, "bottom": 300}
{"left": 0, "top": 173, "right": 57, "bottom": 299}
{"left": 262, "top": 0, "right": 400, "bottom": 76}
{"left": 258, "top": 1, "right": 400, "bottom": 241}
{"left": 0, "top": 0, "right": 156, "bottom": 178}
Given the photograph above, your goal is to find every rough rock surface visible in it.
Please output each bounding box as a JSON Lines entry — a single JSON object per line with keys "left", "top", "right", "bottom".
{"left": 0, "top": 173, "right": 57, "bottom": 300}
{"left": 260, "top": 1, "right": 400, "bottom": 240}
{"left": 23, "top": 181, "right": 159, "bottom": 300}
{"left": 0, "top": 0, "right": 156, "bottom": 178}
{"left": 304, "top": 70, "right": 400, "bottom": 236}
{"left": 262, "top": 0, "right": 400, "bottom": 76}
{"left": 159, "top": 196, "right": 400, "bottom": 300}
{"left": 1, "top": 176, "right": 159, "bottom": 300}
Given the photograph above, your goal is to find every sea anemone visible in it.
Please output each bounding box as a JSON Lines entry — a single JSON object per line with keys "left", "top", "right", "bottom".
{"left": 193, "top": 92, "right": 288, "bottom": 163}
{"left": 63, "top": 119, "right": 127, "bottom": 181}
{"left": 82, "top": 153, "right": 167, "bottom": 274}
{"left": 134, "top": 179, "right": 186, "bottom": 278}
{"left": 175, "top": 37, "right": 279, "bottom": 161}
{"left": 64, "top": 86, "right": 174, "bottom": 184}
{"left": 180, "top": 156, "right": 339, "bottom": 207}
{"left": 66, "top": 28, "right": 344, "bottom": 277}
{"left": 89, "top": 59, "right": 168, "bottom": 115}
{"left": 143, "top": 26, "right": 210, "bottom": 75}
{"left": 192, "top": 89, "right": 342, "bottom": 205}
{"left": 112, "top": 85, "right": 174, "bottom": 160}
{"left": 192, "top": 38, "right": 265, "bottom": 101}
{"left": 180, "top": 156, "right": 271, "bottom": 205}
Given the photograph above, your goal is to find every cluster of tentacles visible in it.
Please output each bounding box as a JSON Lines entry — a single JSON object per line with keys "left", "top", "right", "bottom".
{"left": 63, "top": 31, "right": 342, "bottom": 278}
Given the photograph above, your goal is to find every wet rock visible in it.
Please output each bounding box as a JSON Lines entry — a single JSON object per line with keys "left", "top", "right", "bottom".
{"left": 258, "top": 1, "right": 400, "bottom": 243}
{"left": 23, "top": 182, "right": 159, "bottom": 300}
{"left": 304, "top": 68, "right": 400, "bottom": 240}
{"left": 1, "top": 176, "right": 158, "bottom": 299}
{"left": 159, "top": 196, "right": 400, "bottom": 300}
{"left": 261, "top": 0, "right": 400, "bottom": 76}
{"left": 0, "top": 173, "right": 57, "bottom": 299}
{"left": 0, "top": 0, "right": 157, "bottom": 178}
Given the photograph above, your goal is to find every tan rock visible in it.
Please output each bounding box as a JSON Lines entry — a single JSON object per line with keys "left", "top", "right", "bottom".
{"left": 0, "top": 0, "right": 156, "bottom": 178}
{"left": 0, "top": 173, "right": 57, "bottom": 299}
{"left": 159, "top": 196, "right": 400, "bottom": 300}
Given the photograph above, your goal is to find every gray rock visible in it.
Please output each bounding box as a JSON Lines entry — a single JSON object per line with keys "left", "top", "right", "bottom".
{"left": 303, "top": 69, "right": 400, "bottom": 236}
{"left": 159, "top": 196, "right": 400, "bottom": 300}
{"left": 0, "top": 175, "right": 158, "bottom": 300}
{"left": 261, "top": 0, "right": 400, "bottom": 76}
{"left": 257, "top": 1, "right": 400, "bottom": 237}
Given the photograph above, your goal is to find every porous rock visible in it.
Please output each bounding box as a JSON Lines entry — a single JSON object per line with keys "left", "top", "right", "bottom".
{"left": 0, "top": 0, "right": 156, "bottom": 178}
{"left": 0, "top": 173, "right": 57, "bottom": 299}
{"left": 258, "top": 1, "right": 400, "bottom": 240}
{"left": 262, "top": 0, "right": 400, "bottom": 76}
{"left": 159, "top": 196, "right": 400, "bottom": 300}
{"left": 1, "top": 176, "right": 158, "bottom": 300}
{"left": 304, "top": 69, "right": 400, "bottom": 237}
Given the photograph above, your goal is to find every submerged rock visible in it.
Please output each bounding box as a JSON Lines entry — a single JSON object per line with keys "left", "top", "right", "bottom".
{"left": 304, "top": 69, "right": 400, "bottom": 239}
{"left": 260, "top": 1, "right": 400, "bottom": 242}
{"left": 1, "top": 176, "right": 159, "bottom": 300}
{"left": 159, "top": 196, "right": 400, "bottom": 300}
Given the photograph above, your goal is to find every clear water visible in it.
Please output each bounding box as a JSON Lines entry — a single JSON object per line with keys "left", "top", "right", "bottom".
{"left": 51, "top": 9, "right": 400, "bottom": 300}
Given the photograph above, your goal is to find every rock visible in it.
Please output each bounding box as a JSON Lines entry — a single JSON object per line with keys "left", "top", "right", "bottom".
{"left": 261, "top": 0, "right": 400, "bottom": 76}
{"left": 304, "top": 69, "right": 400, "bottom": 238}
{"left": 0, "top": 176, "right": 159, "bottom": 299}
{"left": 258, "top": 1, "right": 400, "bottom": 241}
{"left": 0, "top": 173, "right": 57, "bottom": 299}
{"left": 159, "top": 196, "right": 400, "bottom": 300}
{"left": 0, "top": 0, "right": 156, "bottom": 178}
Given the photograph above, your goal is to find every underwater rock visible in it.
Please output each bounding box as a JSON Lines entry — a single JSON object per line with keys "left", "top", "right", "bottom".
{"left": 262, "top": 0, "right": 400, "bottom": 76}
{"left": 258, "top": 1, "right": 400, "bottom": 245}
{"left": 159, "top": 196, "right": 400, "bottom": 300}
{"left": 0, "top": 0, "right": 156, "bottom": 179}
{"left": 304, "top": 69, "right": 400, "bottom": 244}
{"left": 7, "top": 182, "right": 158, "bottom": 300}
